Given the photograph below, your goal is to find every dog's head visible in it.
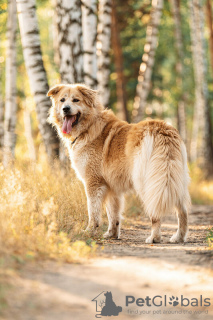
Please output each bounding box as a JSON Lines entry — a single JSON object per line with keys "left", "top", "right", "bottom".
{"left": 47, "top": 84, "right": 103, "bottom": 137}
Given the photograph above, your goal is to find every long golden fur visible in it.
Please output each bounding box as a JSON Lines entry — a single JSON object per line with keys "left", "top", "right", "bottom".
{"left": 47, "top": 84, "right": 191, "bottom": 243}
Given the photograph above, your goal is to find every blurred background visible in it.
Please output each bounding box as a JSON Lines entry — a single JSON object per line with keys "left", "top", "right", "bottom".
{"left": 0, "top": 0, "right": 213, "bottom": 268}
{"left": 0, "top": 0, "right": 213, "bottom": 172}
{"left": 0, "top": 0, "right": 212, "bottom": 174}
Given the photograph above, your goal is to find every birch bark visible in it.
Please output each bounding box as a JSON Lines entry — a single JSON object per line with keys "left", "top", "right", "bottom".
{"left": 82, "top": 0, "right": 98, "bottom": 88}
{"left": 56, "top": 0, "right": 84, "bottom": 165}
{"left": 97, "top": 0, "right": 112, "bottom": 107}
{"left": 56, "top": 0, "right": 84, "bottom": 83}
{"left": 3, "top": 0, "right": 17, "bottom": 167}
{"left": 16, "top": 0, "right": 59, "bottom": 161}
{"left": 132, "top": 0, "right": 163, "bottom": 123}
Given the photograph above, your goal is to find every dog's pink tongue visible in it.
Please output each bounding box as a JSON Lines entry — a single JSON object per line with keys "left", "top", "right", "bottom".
{"left": 62, "top": 116, "right": 76, "bottom": 134}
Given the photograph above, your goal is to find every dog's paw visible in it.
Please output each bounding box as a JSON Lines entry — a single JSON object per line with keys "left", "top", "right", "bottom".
{"left": 145, "top": 235, "right": 161, "bottom": 244}
{"left": 169, "top": 232, "right": 185, "bottom": 243}
{"left": 103, "top": 230, "right": 120, "bottom": 239}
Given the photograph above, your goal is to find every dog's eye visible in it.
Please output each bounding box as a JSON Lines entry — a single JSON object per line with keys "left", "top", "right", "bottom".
{"left": 73, "top": 99, "right": 79, "bottom": 103}
{"left": 60, "top": 98, "right": 65, "bottom": 102}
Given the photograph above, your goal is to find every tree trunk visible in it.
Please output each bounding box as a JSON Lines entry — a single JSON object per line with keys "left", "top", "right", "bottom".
{"left": 56, "top": 0, "right": 84, "bottom": 165}
{"left": 171, "top": 0, "right": 187, "bottom": 145}
{"left": 189, "top": 0, "right": 213, "bottom": 178}
{"left": 111, "top": 0, "right": 129, "bottom": 122}
{"left": 3, "top": 0, "right": 17, "bottom": 167}
{"left": 97, "top": 0, "right": 112, "bottom": 108}
{"left": 206, "top": 0, "right": 213, "bottom": 75}
{"left": 51, "top": 0, "right": 60, "bottom": 68}
{"left": 23, "top": 107, "right": 36, "bottom": 162}
{"left": 82, "top": 0, "right": 98, "bottom": 89}
{"left": 56, "top": 0, "right": 84, "bottom": 84}
{"left": 16, "top": 0, "right": 59, "bottom": 161}
{"left": 132, "top": 0, "right": 163, "bottom": 123}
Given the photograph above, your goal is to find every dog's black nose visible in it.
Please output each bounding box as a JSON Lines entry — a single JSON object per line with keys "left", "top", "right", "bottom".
{"left": 63, "top": 106, "right": 71, "bottom": 113}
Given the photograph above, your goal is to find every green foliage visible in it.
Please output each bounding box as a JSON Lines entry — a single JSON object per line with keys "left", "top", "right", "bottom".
{"left": 109, "top": 0, "right": 211, "bottom": 132}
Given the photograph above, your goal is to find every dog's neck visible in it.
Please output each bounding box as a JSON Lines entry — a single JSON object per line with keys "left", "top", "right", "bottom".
{"left": 70, "top": 110, "right": 118, "bottom": 148}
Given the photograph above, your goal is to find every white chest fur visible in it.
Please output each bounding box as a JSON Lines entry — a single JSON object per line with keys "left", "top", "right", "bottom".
{"left": 69, "top": 143, "right": 88, "bottom": 184}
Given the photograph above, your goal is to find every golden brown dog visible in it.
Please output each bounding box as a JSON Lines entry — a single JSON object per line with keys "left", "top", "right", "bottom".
{"left": 47, "top": 84, "right": 191, "bottom": 243}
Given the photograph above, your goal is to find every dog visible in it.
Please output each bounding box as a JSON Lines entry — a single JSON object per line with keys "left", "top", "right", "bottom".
{"left": 47, "top": 84, "right": 191, "bottom": 243}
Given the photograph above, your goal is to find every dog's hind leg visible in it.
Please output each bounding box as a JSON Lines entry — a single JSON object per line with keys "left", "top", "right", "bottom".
{"left": 170, "top": 204, "right": 188, "bottom": 243}
{"left": 170, "top": 143, "right": 190, "bottom": 243}
{"left": 146, "top": 218, "right": 161, "bottom": 244}
{"left": 104, "top": 192, "right": 124, "bottom": 239}
{"left": 85, "top": 183, "right": 108, "bottom": 233}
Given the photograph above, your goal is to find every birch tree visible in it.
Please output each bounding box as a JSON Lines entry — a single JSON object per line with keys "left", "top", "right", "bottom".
{"left": 171, "top": 0, "right": 187, "bottom": 145}
{"left": 82, "top": 0, "right": 98, "bottom": 88}
{"left": 97, "top": 0, "right": 112, "bottom": 107}
{"left": 189, "top": 0, "right": 213, "bottom": 177}
{"left": 111, "top": 0, "right": 129, "bottom": 121}
{"left": 3, "top": 0, "right": 17, "bottom": 167}
{"left": 56, "top": 0, "right": 84, "bottom": 84}
{"left": 16, "top": 0, "right": 59, "bottom": 161}
{"left": 132, "top": 0, "right": 163, "bottom": 123}
{"left": 56, "top": 0, "right": 84, "bottom": 164}
{"left": 51, "top": 0, "right": 60, "bottom": 68}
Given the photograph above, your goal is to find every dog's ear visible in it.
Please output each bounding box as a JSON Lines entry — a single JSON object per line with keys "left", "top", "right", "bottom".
{"left": 47, "top": 84, "right": 64, "bottom": 97}
{"left": 77, "top": 85, "right": 97, "bottom": 108}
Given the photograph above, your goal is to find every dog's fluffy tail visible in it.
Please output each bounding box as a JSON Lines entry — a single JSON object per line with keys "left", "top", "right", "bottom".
{"left": 140, "top": 133, "right": 191, "bottom": 220}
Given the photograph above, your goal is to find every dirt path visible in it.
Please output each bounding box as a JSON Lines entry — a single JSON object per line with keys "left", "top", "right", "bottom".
{"left": 2, "top": 205, "right": 213, "bottom": 320}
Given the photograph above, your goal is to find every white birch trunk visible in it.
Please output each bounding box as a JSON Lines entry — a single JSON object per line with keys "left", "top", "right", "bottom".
{"left": 51, "top": 0, "right": 60, "bottom": 68}
{"left": 171, "top": 0, "right": 187, "bottom": 145}
{"left": 132, "top": 0, "right": 163, "bottom": 123}
{"left": 16, "top": 0, "right": 59, "bottom": 161}
{"left": 97, "top": 0, "right": 112, "bottom": 107}
{"left": 56, "top": 0, "right": 84, "bottom": 165}
{"left": 189, "top": 0, "right": 213, "bottom": 176}
{"left": 82, "top": 0, "right": 98, "bottom": 88}
{"left": 56, "top": 0, "right": 84, "bottom": 83}
{"left": 3, "top": 0, "right": 17, "bottom": 167}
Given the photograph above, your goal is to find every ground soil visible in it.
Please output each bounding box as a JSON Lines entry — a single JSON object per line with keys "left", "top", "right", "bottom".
{"left": 1, "top": 205, "right": 213, "bottom": 320}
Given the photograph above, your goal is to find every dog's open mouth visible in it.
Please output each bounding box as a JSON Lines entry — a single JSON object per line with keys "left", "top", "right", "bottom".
{"left": 62, "top": 112, "right": 81, "bottom": 134}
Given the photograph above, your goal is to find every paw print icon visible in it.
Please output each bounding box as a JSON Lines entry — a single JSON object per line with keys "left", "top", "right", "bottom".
{"left": 169, "top": 296, "right": 179, "bottom": 307}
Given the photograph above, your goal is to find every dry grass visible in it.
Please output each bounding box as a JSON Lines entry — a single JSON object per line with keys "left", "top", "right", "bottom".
{"left": 0, "top": 157, "right": 97, "bottom": 265}
{"left": 189, "top": 165, "right": 213, "bottom": 205}
{"left": 0, "top": 157, "right": 212, "bottom": 268}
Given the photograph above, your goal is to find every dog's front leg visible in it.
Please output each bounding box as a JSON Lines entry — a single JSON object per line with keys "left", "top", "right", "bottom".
{"left": 85, "top": 183, "right": 107, "bottom": 234}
